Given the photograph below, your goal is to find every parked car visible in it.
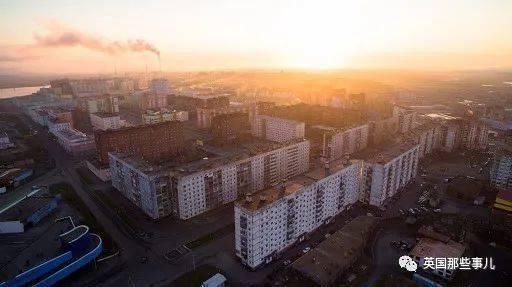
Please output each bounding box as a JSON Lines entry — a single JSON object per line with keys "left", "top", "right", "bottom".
{"left": 283, "top": 260, "right": 292, "bottom": 266}
{"left": 302, "top": 247, "right": 311, "bottom": 254}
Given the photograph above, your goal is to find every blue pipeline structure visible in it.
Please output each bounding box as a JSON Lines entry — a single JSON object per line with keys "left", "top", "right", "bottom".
{"left": 26, "top": 196, "right": 61, "bottom": 226}
{"left": 0, "top": 225, "right": 103, "bottom": 287}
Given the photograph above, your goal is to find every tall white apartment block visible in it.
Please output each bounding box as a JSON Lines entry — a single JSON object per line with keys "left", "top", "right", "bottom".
{"left": 393, "top": 105, "right": 417, "bottom": 134}
{"left": 405, "top": 122, "right": 443, "bottom": 158}
{"left": 234, "top": 159, "right": 363, "bottom": 269}
{"left": 150, "top": 78, "right": 171, "bottom": 96}
{"left": 358, "top": 141, "right": 420, "bottom": 207}
{"left": 318, "top": 124, "right": 370, "bottom": 161}
{"left": 90, "top": 112, "right": 121, "bottom": 131}
{"left": 253, "top": 115, "right": 305, "bottom": 143}
{"left": 490, "top": 145, "right": 512, "bottom": 189}
{"left": 109, "top": 140, "right": 310, "bottom": 219}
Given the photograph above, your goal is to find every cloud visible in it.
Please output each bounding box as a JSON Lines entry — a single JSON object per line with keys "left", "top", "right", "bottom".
{"left": 34, "top": 24, "right": 160, "bottom": 57}
{"left": 0, "top": 46, "right": 39, "bottom": 62}
{"left": 0, "top": 55, "right": 37, "bottom": 62}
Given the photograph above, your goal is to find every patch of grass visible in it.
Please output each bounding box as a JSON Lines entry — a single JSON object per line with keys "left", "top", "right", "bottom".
{"left": 185, "top": 224, "right": 234, "bottom": 250}
{"left": 49, "top": 182, "right": 116, "bottom": 252}
{"left": 168, "top": 264, "right": 223, "bottom": 287}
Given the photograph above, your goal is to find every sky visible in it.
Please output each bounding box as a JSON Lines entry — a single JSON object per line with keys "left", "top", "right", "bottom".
{"left": 1, "top": 0, "right": 511, "bottom": 74}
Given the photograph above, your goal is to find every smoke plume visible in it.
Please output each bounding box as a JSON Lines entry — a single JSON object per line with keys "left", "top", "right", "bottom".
{"left": 34, "top": 26, "right": 160, "bottom": 57}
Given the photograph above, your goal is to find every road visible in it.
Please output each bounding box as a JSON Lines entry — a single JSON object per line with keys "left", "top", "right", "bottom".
{"left": 27, "top": 119, "right": 176, "bottom": 286}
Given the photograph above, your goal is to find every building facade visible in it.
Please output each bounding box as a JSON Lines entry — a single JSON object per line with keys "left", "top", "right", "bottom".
{"left": 109, "top": 140, "right": 310, "bottom": 219}
{"left": 141, "top": 109, "right": 189, "bottom": 124}
{"left": 490, "top": 146, "right": 512, "bottom": 189}
{"left": 211, "top": 112, "right": 251, "bottom": 145}
{"left": 90, "top": 112, "right": 121, "bottom": 131}
{"left": 358, "top": 142, "right": 420, "bottom": 207}
{"left": 393, "top": 105, "right": 417, "bottom": 134}
{"left": 150, "top": 78, "right": 171, "bottom": 96}
{"left": 320, "top": 124, "right": 369, "bottom": 161}
{"left": 234, "top": 160, "right": 363, "bottom": 268}
{"left": 54, "top": 127, "right": 96, "bottom": 156}
{"left": 197, "top": 105, "right": 258, "bottom": 129}
{"left": 95, "top": 121, "right": 185, "bottom": 165}
{"left": 252, "top": 115, "right": 305, "bottom": 143}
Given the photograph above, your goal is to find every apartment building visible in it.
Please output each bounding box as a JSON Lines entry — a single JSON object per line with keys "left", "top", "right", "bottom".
{"left": 212, "top": 113, "right": 251, "bottom": 145}
{"left": 315, "top": 124, "right": 369, "bottom": 161}
{"left": 252, "top": 115, "right": 305, "bottom": 143}
{"left": 150, "top": 78, "right": 171, "bottom": 96}
{"left": 427, "top": 114, "right": 489, "bottom": 152}
{"left": 393, "top": 105, "right": 417, "bottom": 134}
{"left": 197, "top": 104, "right": 258, "bottom": 128}
{"left": 357, "top": 141, "right": 420, "bottom": 207}
{"left": 234, "top": 159, "right": 362, "bottom": 268}
{"left": 168, "top": 95, "right": 230, "bottom": 111}
{"left": 95, "top": 121, "right": 184, "bottom": 165}
{"left": 54, "top": 127, "right": 96, "bottom": 156}
{"left": 141, "top": 109, "right": 189, "bottom": 124}
{"left": 368, "top": 116, "right": 399, "bottom": 145}
{"left": 490, "top": 145, "right": 512, "bottom": 189}
{"left": 404, "top": 122, "right": 443, "bottom": 158}
{"left": 460, "top": 119, "right": 489, "bottom": 150}
{"left": 77, "top": 94, "right": 120, "bottom": 114}
{"left": 48, "top": 118, "right": 72, "bottom": 135}
{"left": 109, "top": 139, "right": 310, "bottom": 219}
{"left": 140, "top": 92, "right": 168, "bottom": 110}
{"left": 90, "top": 112, "right": 121, "bottom": 131}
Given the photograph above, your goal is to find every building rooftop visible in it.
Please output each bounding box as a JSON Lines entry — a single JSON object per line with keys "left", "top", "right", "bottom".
{"left": 410, "top": 238, "right": 465, "bottom": 259}
{"left": 54, "top": 127, "right": 93, "bottom": 143}
{"left": 291, "top": 216, "right": 379, "bottom": 286}
{"left": 256, "top": 115, "right": 304, "bottom": 126}
{"left": 425, "top": 113, "right": 460, "bottom": 121}
{"left": 91, "top": 112, "right": 119, "bottom": 118}
{"left": 236, "top": 158, "right": 359, "bottom": 211}
{"left": 353, "top": 140, "right": 418, "bottom": 164}
{"left": 95, "top": 120, "right": 181, "bottom": 136}
{"left": 110, "top": 138, "right": 309, "bottom": 178}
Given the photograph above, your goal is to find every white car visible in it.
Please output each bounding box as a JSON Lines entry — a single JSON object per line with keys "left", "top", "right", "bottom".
{"left": 302, "top": 247, "right": 311, "bottom": 254}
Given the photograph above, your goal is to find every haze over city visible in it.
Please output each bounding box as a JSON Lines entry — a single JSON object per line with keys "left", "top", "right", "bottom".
{"left": 1, "top": 0, "right": 512, "bottom": 74}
